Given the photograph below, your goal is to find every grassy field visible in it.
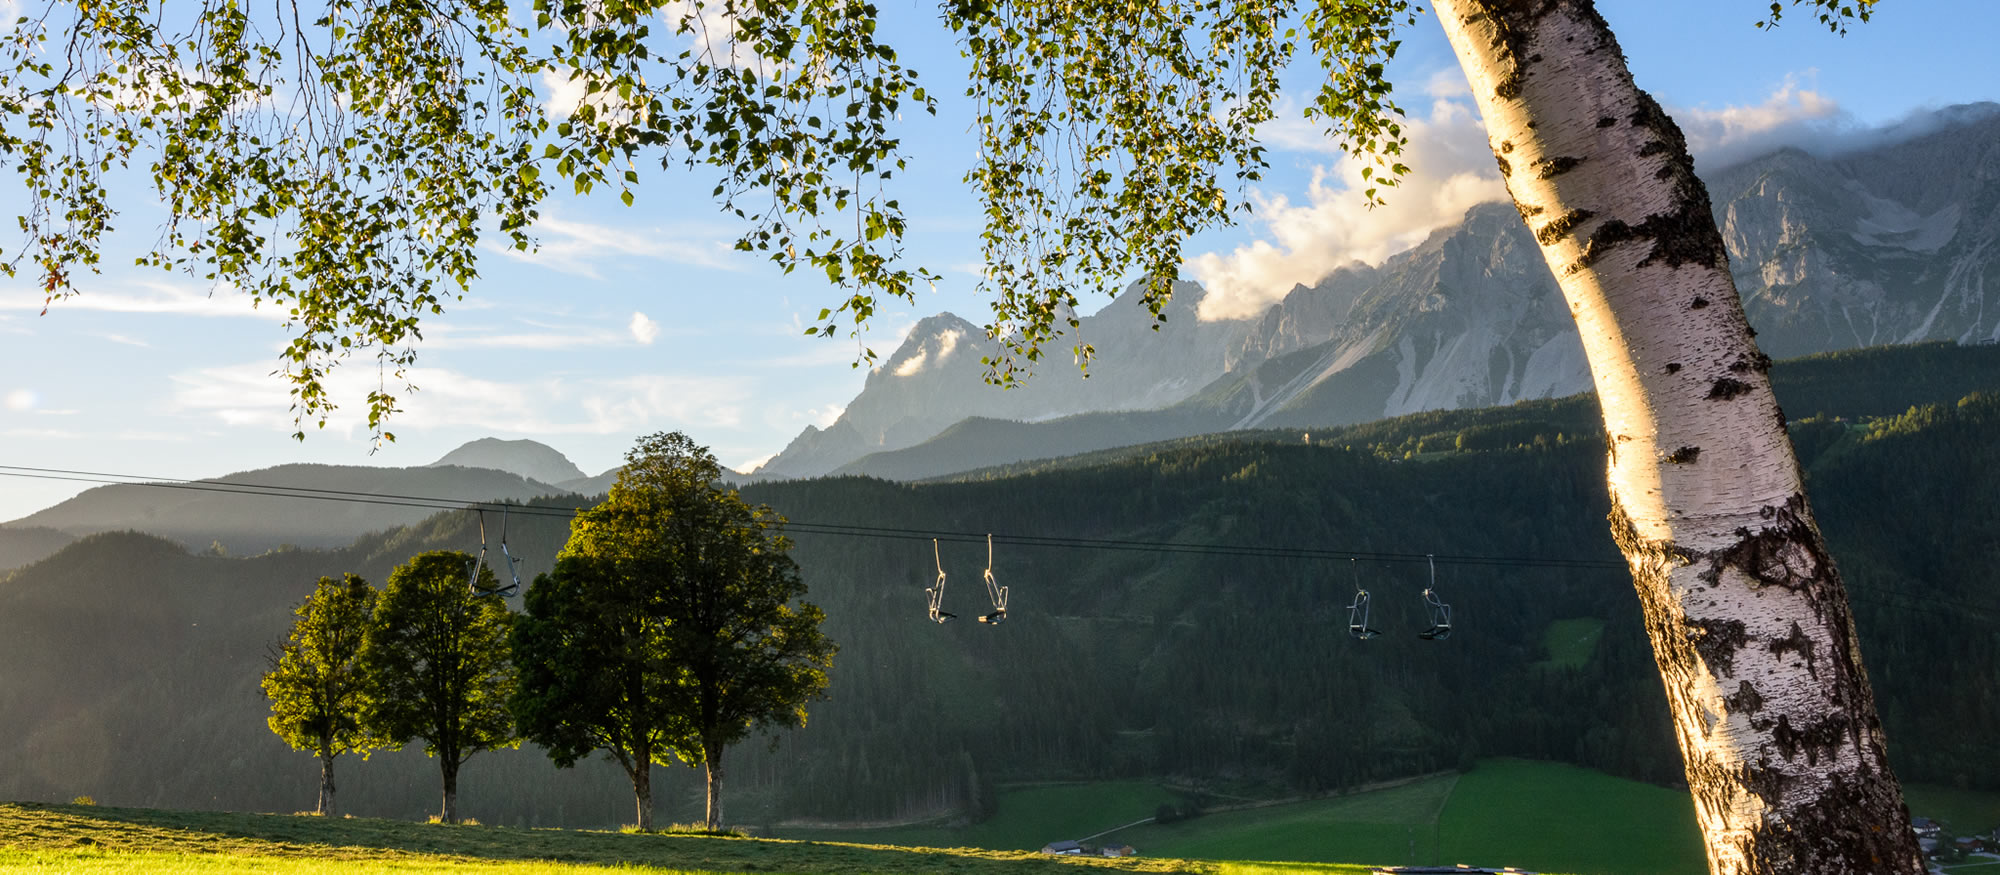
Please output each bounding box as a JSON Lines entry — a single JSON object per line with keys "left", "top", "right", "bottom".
{"left": 1907, "top": 784, "right": 2000, "bottom": 838}
{"left": 1436, "top": 759, "right": 1704, "bottom": 875}
{"left": 788, "top": 760, "right": 1712, "bottom": 874}
{"left": 1539, "top": 618, "right": 1606, "bottom": 670}
{"left": 16, "top": 761, "right": 1983, "bottom": 874}
{"left": 0, "top": 801, "right": 1214, "bottom": 874}
{"left": 778, "top": 782, "right": 1183, "bottom": 852}
{"left": 1111, "top": 775, "right": 1456, "bottom": 867}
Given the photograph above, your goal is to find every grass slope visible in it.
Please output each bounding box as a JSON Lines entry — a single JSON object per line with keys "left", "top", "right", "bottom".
{"left": 1436, "top": 760, "right": 1704, "bottom": 875}
{"left": 780, "top": 782, "right": 1182, "bottom": 852}
{"left": 1116, "top": 775, "right": 1457, "bottom": 867}
{"left": 0, "top": 802, "right": 1205, "bottom": 874}
{"left": 1539, "top": 618, "right": 1606, "bottom": 670}
{"left": 787, "top": 760, "right": 1719, "bottom": 875}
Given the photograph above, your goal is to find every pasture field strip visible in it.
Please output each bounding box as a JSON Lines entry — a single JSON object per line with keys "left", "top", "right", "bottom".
{"left": 1906, "top": 784, "right": 2000, "bottom": 838}
{"left": 1112, "top": 774, "right": 1460, "bottom": 865}
{"left": 1435, "top": 759, "right": 1705, "bottom": 875}
{"left": 0, "top": 848, "right": 691, "bottom": 873}
{"left": 777, "top": 781, "right": 1184, "bottom": 852}
{"left": 1538, "top": 618, "right": 1606, "bottom": 670}
{"left": 0, "top": 803, "right": 1211, "bottom": 874}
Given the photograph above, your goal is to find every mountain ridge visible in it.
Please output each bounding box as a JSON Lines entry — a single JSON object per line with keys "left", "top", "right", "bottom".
{"left": 784, "top": 103, "right": 2000, "bottom": 481}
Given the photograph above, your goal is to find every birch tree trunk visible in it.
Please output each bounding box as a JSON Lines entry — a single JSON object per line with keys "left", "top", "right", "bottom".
{"left": 1430, "top": 2, "right": 1922, "bottom": 872}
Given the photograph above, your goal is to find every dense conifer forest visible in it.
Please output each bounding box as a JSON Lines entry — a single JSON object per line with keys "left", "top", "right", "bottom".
{"left": 1, "top": 341, "right": 1996, "bottom": 827}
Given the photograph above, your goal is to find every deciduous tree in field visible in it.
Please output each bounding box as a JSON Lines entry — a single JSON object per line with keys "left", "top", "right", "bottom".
{"left": 554, "top": 432, "right": 834, "bottom": 832}
{"left": 360, "top": 551, "right": 518, "bottom": 825}
{"left": 512, "top": 551, "right": 689, "bottom": 832}
{"left": 8, "top": 0, "right": 1920, "bottom": 867}
{"left": 262, "top": 573, "right": 379, "bottom": 817}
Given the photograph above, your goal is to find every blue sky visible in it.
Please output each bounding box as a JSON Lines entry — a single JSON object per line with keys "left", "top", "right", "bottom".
{"left": 3, "top": 0, "right": 1996, "bottom": 522}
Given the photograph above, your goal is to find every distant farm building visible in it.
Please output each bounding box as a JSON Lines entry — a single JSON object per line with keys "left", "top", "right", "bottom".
{"left": 1040, "top": 840, "right": 1082, "bottom": 855}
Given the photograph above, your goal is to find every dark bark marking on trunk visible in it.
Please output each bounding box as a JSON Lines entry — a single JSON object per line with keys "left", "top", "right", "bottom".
{"left": 1735, "top": 770, "right": 1925, "bottom": 872}
{"left": 1723, "top": 680, "right": 1764, "bottom": 715}
{"left": 1535, "top": 155, "right": 1583, "bottom": 179}
{"left": 1707, "top": 377, "right": 1751, "bottom": 400}
{"left": 1496, "top": 154, "right": 1512, "bottom": 177}
{"left": 1516, "top": 202, "right": 1544, "bottom": 219}
{"left": 1690, "top": 296, "right": 1710, "bottom": 309}
{"left": 1535, "top": 208, "right": 1593, "bottom": 244}
{"left": 1567, "top": 218, "right": 1633, "bottom": 275}
{"left": 1663, "top": 445, "right": 1700, "bottom": 464}
{"left": 1662, "top": 362, "right": 1681, "bottom": 374}
{"left": 1769, "top": 621, "right": 1820, "bottom": 678}
{"left": 1478, "top": 0, "right": 1569, "bottom": 101}
{"left": 1700, "top": 495, "right": 1833, "bottom": 595}
{"left": 1596, "top": 115, "right": 1616, "bottom": 128}
{"left": 1688, "top": 617, "right": 1750, "bottom": 677}
{"left": 1767, "top": 713, "right": 1851, "bottom": 766}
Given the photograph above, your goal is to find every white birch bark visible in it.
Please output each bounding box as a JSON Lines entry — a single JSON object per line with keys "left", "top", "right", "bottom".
{"left": 1429, "top": 2, "right": 1923, "bottom": 872}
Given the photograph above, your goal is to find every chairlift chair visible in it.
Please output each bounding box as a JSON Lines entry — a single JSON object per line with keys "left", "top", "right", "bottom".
{"left": 977, "top": 534, "right": 1008, "bottom": 625}
{"left": 467, "top": 507, "right": 521, "bottom": 599}
{"left": 1346, "top": 559, "right": 1382, "bottom": 640}
{"left": 1418, "top": 555, "right": 1452, "bottom": 641}
{"left": 927, "top": 539, "right": 957, "bottom": 623}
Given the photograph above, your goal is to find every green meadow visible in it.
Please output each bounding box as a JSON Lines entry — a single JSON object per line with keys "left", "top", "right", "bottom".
{"left": 776, "top": 759, "right": 1706, "bottom": 874}
{"left": 7, "top": 759, "right": 1990, "bottom": 874}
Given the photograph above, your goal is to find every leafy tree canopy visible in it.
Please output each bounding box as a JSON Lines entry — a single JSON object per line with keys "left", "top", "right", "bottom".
{"left": 563, "top": 431, "right": 834, "bottom": 829}
{"left": 262, "top": 573, "right": 379, "bottom": 761}
{"left": 359, "top": 550, "right": 517, "bottom": 768}
{"left": 5, "top": 0, "right": 1872, "bottom": 437}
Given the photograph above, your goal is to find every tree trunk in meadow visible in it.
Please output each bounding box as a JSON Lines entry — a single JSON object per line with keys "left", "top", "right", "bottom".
{"left": 634, "top": 751, "right": 655, "bottom": 832}
{"left": 1430, "top": 1, "right": 1923, "bottom": 872}
{"left": 317, "top": 752, "right": 336, "bottom": 817}
{"left": 440, "top": 758, "right": 460, "bottom": 825}
{"left": 704, "top": 744, "right": 724, "bottom": 832}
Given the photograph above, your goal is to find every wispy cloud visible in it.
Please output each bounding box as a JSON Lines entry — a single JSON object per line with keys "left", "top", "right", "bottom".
{"left": 96, "top": 332, "right": 150, "bottom": 347}
{"left": 487, "top": 214, "right": 739, "bottom": 278}
{"left": 1190, "top": 75, "right": 1939, "bottom": 321}
{"left": 3, "top": 278, "right": 271, "bottom": 319}
{"left": 1191, "top": 96, "right": 1506, "bottom": 321}
{"left": 170, "top": 361, "right": 753, "bottom": 437}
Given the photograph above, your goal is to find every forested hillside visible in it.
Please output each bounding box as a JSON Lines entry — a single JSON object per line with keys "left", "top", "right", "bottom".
{"left": 2, "top": 342, "right": 1997, "bottom": 827}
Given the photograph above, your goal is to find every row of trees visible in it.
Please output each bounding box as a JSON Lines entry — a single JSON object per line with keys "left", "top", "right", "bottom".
{"left": 261, "top": 433, "right": 835, "bottom": 829}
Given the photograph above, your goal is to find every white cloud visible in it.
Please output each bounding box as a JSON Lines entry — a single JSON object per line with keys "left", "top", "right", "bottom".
{"left": 488, "top": 214, "right": 738, "bottom": 278}
{"left": 1190, "top": 98, "right": 1507, "bottom": 321}
{"left": 2, "top": 278, "right": 270, "bottom": 319}
{"left": 170, "top": 361, "right": 752, "bottom": 437}
{"left": 733, "top": 451, "right": 776, "bottom": 473}
{"left": 539, "top": 67, "right": 645, "bottom": 126}
{"left": 5, "top": 389, "right": 38, "bottom": 411}
{"left": 660, "top": 1, "right": 771, "bottom": 72}
{"left": 800, "top": 403, "right": 844, "bottom": 429}
{"left": 891, "top": 347, "right": 928, "bottom": 377}
{"left": 629, "top": 311, "right": 661, "bottom": 345}
{"left": 1673, "top": 74, "right": 1849, "bottom": 170}
{"left": 96, "top": 333, "right": 150, "bottom": 347}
